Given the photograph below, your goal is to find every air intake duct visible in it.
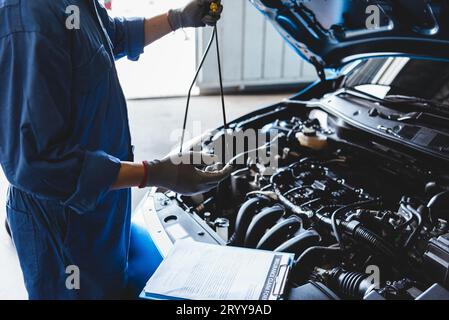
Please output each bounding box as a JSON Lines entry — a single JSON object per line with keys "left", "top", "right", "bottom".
{"left": 317, "top": 267, "right": 376, "bottom": 299}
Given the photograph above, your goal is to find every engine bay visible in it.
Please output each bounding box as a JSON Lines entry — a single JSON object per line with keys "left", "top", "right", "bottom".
{"left": 144, "top": 98, "right": 449, "bottom": 300}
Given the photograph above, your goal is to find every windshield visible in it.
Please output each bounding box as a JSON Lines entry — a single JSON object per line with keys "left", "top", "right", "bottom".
{"left": 343, "top": 57, "right": 449, "bottom": 107}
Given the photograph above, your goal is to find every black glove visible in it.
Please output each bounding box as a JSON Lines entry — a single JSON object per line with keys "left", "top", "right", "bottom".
{"left": 168, "top": 0, "right": 223, "bottom": 31}
{"left": 146, "top": 152, "right": 232, "bottom": 195}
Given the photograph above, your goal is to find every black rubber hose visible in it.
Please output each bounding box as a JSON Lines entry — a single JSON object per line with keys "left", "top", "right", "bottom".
{"left": 317, "top": 212, "right": 396, "bottom": 259}
{"left": 348, "top": 223, "right": 396, "bottom": 258}
{"left": 290, "top": 246, "right": 342, "bottom": 284}
{"left": 427, "top": 190, "right": 449, "bottom": 222}
{"left": 256, "top": 216, "right": 302, "bottom": 250}
{"left": 315, "top": 212, "right": 333, "bottom": 225}
{"left": 331, "top": 199, "right": 380, "bottom": 248}
{"left": 228, "top": 196, "right": 270, "bottom": 246}
{"left": 327, "top": 268, "right": 375, "bottom": 299}
{"left": 295, "top": 246, "right": 341, "bottom": 266}
{"left": 274, "top": 229, "right": 321, "bottom": 258}
{"left": 244, "top": 205, "right": 285, "bottom": 248}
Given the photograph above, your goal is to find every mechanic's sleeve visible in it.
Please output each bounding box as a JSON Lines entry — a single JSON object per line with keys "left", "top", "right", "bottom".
{"left": 95, "top": 1, "right": 145, "bottom": 61}
{"left": 0, "top": 32, "right": 121, "bottom": 214}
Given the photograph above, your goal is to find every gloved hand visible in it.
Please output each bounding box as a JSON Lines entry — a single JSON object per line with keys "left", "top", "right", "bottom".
{"left": 146, "top": 152, "right": 232, "bottom": 195}
{"left": 167, "top": 0, "right": 223, "bottom": 31}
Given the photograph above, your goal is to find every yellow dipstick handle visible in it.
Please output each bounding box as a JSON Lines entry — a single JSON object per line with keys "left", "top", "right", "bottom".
{"left": 210, "top": 2, "right": 219, "bottom": 14}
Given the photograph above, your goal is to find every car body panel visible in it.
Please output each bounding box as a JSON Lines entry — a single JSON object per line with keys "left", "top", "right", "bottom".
{"left": 251, "top": 0, "right": 449, "bottom": 71}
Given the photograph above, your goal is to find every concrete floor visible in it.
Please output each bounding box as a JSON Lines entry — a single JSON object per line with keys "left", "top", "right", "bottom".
{"left": 0, "top": 93, "right": 288, "bottom": 299}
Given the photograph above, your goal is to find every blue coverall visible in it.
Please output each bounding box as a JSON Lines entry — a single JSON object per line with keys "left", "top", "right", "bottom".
{"left": 0, "top": 0, "right": 161, "bottom": 299}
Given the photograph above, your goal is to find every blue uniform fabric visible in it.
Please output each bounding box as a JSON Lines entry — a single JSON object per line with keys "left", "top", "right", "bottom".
{"left": 0, "top": 0, "right": 151, "bottom": 299}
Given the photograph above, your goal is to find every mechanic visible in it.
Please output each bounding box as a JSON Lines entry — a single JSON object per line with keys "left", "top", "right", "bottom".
{"left": 0, "top": 0, "right": 226, "bottom": 299}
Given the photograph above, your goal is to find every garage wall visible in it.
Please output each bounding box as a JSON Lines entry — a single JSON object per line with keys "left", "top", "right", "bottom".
{"left": 197, "top": 0, "right": 317, "bottom": 92}
{"left": 113, "top": 0, "right": 197, "bottom": 99}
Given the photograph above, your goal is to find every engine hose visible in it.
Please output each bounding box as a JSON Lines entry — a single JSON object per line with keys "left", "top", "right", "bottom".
{"left": 349, "top": 220, "right": 412, "bottom": 272}
{"left": 324, "top": 268, "right": 376, "bottom": 299}
{"left": 290, "top": 246, "right": 342, "bottom": 284}
{"left": 331, "top": 199, "right": 381, "bottom": 249}
{"left": 400, "top": 203, "right": 424, "bottom": 249}
{"left": 343, "top": 222, "right": 396, "bottom": 259}
{"left": 256, "top": 216, "right": 302, "bottom": 250}
{"left": 274, "top": 229, "right": 321, "bottom": 258}
{"left": 315, "top": 212, "right": 332, "bottom": 225}
{"left": 427, "top": 190, "right": 449, "bottom": 223}
{"left": 228, "top": 196, "right": 270, "bottom": 246}
{"left": 316, "top": 212, "right": 396, "bottom": 260}
{"left": 244, "top": 205, "right": 285, "bottom": 248}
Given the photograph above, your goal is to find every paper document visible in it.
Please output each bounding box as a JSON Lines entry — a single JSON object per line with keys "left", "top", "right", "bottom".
{"left": 144, "top": 239, "right": 293, "bottom": 300}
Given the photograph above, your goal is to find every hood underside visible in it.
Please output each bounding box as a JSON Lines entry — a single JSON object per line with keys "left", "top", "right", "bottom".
{"left": 251, "top": 0, "right": 449, "bottom": 71}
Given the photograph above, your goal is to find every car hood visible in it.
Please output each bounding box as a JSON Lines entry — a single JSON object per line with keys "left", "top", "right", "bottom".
{"left": 250, "top": 0, "right": 449, "bottom": 75}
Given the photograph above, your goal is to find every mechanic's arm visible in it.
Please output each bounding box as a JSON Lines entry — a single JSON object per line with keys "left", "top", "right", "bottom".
{"left": 98, "top": 0, "right": 222, "bottom": 60}
{"left": 112, "top": 162, "right": 145, "bottom": 190}
{"left": 143, "top": 14, "right": 172, "bottom": 46}
{"left": 112, "top": 154, "right": 232, "bottom": 195}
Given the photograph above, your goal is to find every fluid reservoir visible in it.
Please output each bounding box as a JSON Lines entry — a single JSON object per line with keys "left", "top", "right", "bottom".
{"left": 215, "top": 218, "right": 230, "bottom": 242}
{"left": 296, "top": 127, "right": 328, "bottom": 150}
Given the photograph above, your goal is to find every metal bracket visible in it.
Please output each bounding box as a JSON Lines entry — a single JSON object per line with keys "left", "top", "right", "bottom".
{"left": 310, "top": 56, "right": 326, "bottom": 82}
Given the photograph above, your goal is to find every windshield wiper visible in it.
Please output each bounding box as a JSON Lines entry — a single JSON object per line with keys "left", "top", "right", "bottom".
{"left": 393, "top": 111, "right": 449, "bottom": 130}
{"left": 384, "top": 94, "right": 449, "bottom": 115}
{"left": 342, "top": 88, "right": 449, "bottom": 118}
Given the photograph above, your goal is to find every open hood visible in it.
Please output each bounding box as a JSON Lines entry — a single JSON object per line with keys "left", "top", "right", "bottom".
{"left": 251, "top": 0, "right": 449, "bottom": 78}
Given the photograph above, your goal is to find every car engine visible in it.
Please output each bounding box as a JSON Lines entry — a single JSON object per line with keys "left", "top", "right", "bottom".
{"left": 151, "top": 100, "right": 449, "bottom": 300}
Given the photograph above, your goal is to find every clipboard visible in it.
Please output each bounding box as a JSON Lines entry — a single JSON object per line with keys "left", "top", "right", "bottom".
{"left": 141, "top": 239, "right": 294, "bottom": 300}
{"left": 258, "top": 254, "right": 293, "bottom": 300}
